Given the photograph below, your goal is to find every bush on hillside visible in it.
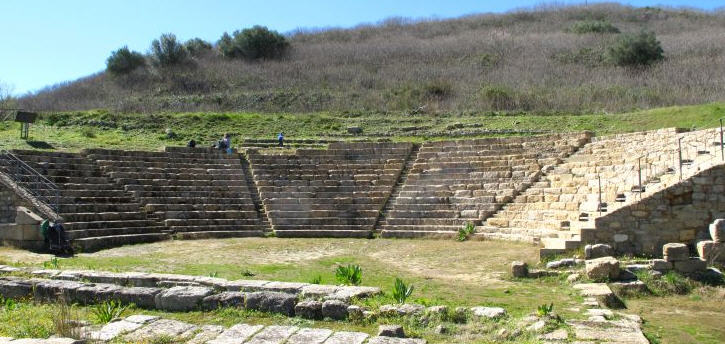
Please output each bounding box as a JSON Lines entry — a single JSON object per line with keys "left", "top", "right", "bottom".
{"left": 151, "top": 33, "right": 189, "bottom": 67}
{"left": 106, "top": 47, "right": 146, "bottom": 75}
{"left": 608, "top": 31, "right": 664, "bottom": 67}
{"left": 567, "top": 20, "right": 620, "bottom": 34}
{"left": 218, "top": 26, "right": 289, "bottom": 60}
{"left": 184, "top": 38, "right": 212, "bottom": 57}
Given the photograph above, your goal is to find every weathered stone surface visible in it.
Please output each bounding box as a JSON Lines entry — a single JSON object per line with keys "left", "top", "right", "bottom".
{"left": 585, "top": 257, "right": 620, "bottom": 281}
{"left": 573, "top": 283, "right": 626, "bottom": 309}
{"left": 663, "top": 243, "right": 689, "bottom": 262}
{"left": 154, "top": 286, "right": 213, "bottom": 312}
{"left": 264, "top": 281, "right": 308, "bottom": 294}
{"left": 15, "top": 206, "right": 42, "bottom": 225}
{"left": 286, "top": 328, "right": 333, "bottom": 344}
{"left": 511, "top": 261, "right": 528, "bottom": 278}
{"left": 245, "top": 291, "right": 297, "bottom": 316}
{"left": 202, "top": 291, "right": 246, "bottom": 311}
{"left": 33, "top": 280, "right": 83, "bottom": 302}
{"left": 188, "top": 325, "right": 225, "bottom": 344}
{"left": 347, "top": 305, "right": 365, "bottom": 320}
{"left": 569, "top": 318, "right": 648, "bottom": 344}
{"left": 367, "top": 337, "right": 426, "bottom": 344}
{"left": 300, "top": 284, "right": 340, "bottom": 299}
{"left": 650, "top": 259, "right": 673, "bottom": 271}
{"left": 697, "top": 240, "right": 725, "bottom": 262}
{"left": 322, "top": 299, "right": 348, "bottom": 320}
{"left": 326, "top": 286, "right": 381, "bottom": 301}
{"left": 225, "top": 279, "right": 271, "bottom": 292}
{"left": 10, "top": 338, "right": 83, "bottom": 344}
{"left": 584, "top": 244, "right": 613, "bottom": 260}
{"left": 91, "top": 319, "right": 145, "bottom": 341}
{"left": 73, "top": 283, "right": 122, "bottom": 305}
{"left": 538, "top": 328, "right": 568, "bottom": 341}
{"left": 546, "top": 258, "right": 579, "bottom": 269}
{"left": 710, "top": 219, "right": 725, "bottom": 243}
{"left": 323, "top": 331, "right": 369, "bottom": 344}
{"left": 380, "top": 303, "right": 425, "bottom": 316}
{"left": 674, "top": 258, "right": 707, "bottom": 273}
{"left": 246, "top": 325, "right": 298, "bottom": 344}
{"left": 0, "top": 278, "right": 34, "bottom": 299}
{"left": 378, "top": 325, "right": 405, "bottom": 338}
{"left": 471, "top": 306, "right": 506, "bottom": 319}
{"left": 207, "top": 324, "right": 264, "bottom": 344}
{"left": 295, "top": 300, "right": 323, "bottom": 320}
{"left": 125, "top": 315, "right": 159, "bottom": 324}
{"left": 610, "top": 281, "right": 648, "bottom": 295}
{"left": 567, "top": 273, "right": 581, "bottom": 283}
{"left": 124, "top": 319, "right": 197, "bottom": 342}
{"left": 425, "top": 305, "right": 448, "bottom": 315}
{"left": 114, "top": 287, "right": 161, "bottom": 309}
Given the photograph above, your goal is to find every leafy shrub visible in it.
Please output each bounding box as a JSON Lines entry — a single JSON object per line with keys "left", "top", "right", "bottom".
{"left": 90, "top": 300, "right": 129, "bottom": 324}
{"left": 567, "top": 20, "right": 620, "bottom": 34}
{"left": 106, "top": 47, "right": 145, "bottom": 75}
{"left": 391, "top": 278, "right": 414, "bottom": 304}
{"left": 218, "top": 26, "right": 289, "bottom": 60}
{"left": 335, "top": 264, "right": 362, "bottom": 286}
{"left": 536, "top": 303, "right": 554, "bottom": 317}
{"left": 608, "top": 31, "right": 664, "bottom": 67}
{"left": 184, "top": 38, "right": 212, "bottom": 56}
{"left": 456, "top": 222, "right": 476, "bottom": 241}
{"left": 0, "top": 296, "right": 16, "bottom": 310}
{"left": 151, "top": 33, "right": 189, "bottom": 67}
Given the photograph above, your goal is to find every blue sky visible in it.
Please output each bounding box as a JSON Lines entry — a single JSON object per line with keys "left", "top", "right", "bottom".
{"left": 0, "top": 0, "right": 722, "bottom": 95}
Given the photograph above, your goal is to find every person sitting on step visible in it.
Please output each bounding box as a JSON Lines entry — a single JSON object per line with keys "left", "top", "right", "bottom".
{"left": 278, "top": 132, "right": 284, "bottom": 147}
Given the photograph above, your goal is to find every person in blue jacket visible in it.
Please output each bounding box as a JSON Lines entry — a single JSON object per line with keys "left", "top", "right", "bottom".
{"left": 278, "top": 132, "right": 284, "bottom": 147}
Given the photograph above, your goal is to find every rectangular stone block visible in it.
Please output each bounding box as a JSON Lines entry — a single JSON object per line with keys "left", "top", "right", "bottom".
{"left": 697, "top": 241, "right": 725, "bottom": 263}
{"left": 663, "top": 243, "right": 689, "bottom": 262}
{"left": 673, "top": 258, "right": 707, "bottom": 273}
{"left": 323, "top": 331, "right": 369, "bottom": 344}
{"left": 650, "top": 259, "right": 673, "bottom": 272}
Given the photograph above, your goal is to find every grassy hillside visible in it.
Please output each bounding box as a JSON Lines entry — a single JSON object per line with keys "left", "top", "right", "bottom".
{"left": 1, "top": 103, "right": 723, "bottom": 152}
{"left": 18, "top": 4, "right": 725, "bottom": 114}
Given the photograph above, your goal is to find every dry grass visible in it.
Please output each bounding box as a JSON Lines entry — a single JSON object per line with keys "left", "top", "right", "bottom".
{"left": 18, "top": 4, "right": 725, "bottom": 114}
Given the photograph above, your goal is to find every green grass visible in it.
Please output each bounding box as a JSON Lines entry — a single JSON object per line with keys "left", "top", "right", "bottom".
{"left": 1, "top": 103, "right": 724, "bottom": 152}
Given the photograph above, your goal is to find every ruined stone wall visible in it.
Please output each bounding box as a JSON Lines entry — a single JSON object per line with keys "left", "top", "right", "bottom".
{"left": 0, "top": 183, "right": 16, "bottom": 223}
{"left": 593, "top": 164, "right": 725, "bottom": 256}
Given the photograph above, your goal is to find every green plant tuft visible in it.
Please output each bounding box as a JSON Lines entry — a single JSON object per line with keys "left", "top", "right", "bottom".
{"left": 457, "top": 222, "right": 476, "bottom": 241}
{"left": 536, "top": 303, "right": 554, "bottom": 317}
{"left": 309, "top": 275, "right": 323, "bottom": 284}
{"left": 90, "top": 300, "right": 129, "bottom": 324}
{"left": 335, "top": 264, "right": 362, "bottom": 286}
{"left": 392, "top": 277, "right": 415, "bottom": 304}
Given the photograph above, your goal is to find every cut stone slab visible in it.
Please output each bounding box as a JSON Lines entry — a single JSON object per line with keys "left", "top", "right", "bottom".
{"left": 674, "top": 258, "right": 707, "bottom": 273}
{"left": 188, "top": 325, "right": 225, "bottom": 344}
{"left": 650, "top": 259, "right": 673, "bottom": 271}
{"left": 114, "top": 287, "right": 161, "bottom": 309}
{"left": 584, "top": 244, "right": 613, "bottom": 260}
{"left": 585, "top": 257, "right": 620, "bottom": 281}
{"left": 538, "top": 328, "right": 568, "bottom": 341}
{"left": 471, "top": 306, "right": 507, "bottom": 319}
{"left": 10, "top": 339, "right": 83, "bottom": 344}
{"left": 569, "top": 319, "right": 648, "bottom": 344}
{"left": 300, "top": 284, "right": 340, "bottom": 299}
{"left": 123, "top": 319, "right": 197, "bottom": 342}
{"left": 154, "top": 286, "right": 213, "bottom": 312}
{"left": 322, "top": 299, "right": 349, "bottom": 320}
{"left": 225, "top": 280, "right": 271, "bottom": 292}
{"left": 367, "top": 337, "right": 427, "bottom": 344}
{"left": 663, "top": 243, "right": 689, "bottom": 262}
{"left": 207, "top": 324, "right": 264, "bottom": 344}
{"left": 264, "top": 281, "right": 308, "bottom": 294}
{"left": 696, "top": 241, "right": 724, "bottom": 262}
{"left": 246, "top": 325, "right": 298, "bottom": 344}
{"left": 202, "top": 291, "right": 246, "bottom": 311}
{"left": 573, "top": 283, "right": 625, "bottom": 309}
{"left": 323, "top": 331, "right": 369, "bottom": 344}
{"left": 326, "top": 286, "right": 381, "bottom": 301}
{"left": 245, "top": 291, "right": 297, "bottom": 316}
{"left": 378, "top": 325, "right": 405, "bottom": 338}
{"left": 286, "top": 328, "right": 333, "bottom": 344}
{"left": 295, "top": 300, "right": 323, "bottom": 320}
{"left": 90, "top": 319, "right": 145, "bottom": 341}
{"left": 710, "top": 219, "right": 725, "bottom": 243}
{"left": 511, "top": 261, "right": 528, "bottom": 278}
{"left": 380, "top": 303, "right": 425, "bottom": 316}
{"left": 125, "top": 314, "right": 160, "bottom": 324}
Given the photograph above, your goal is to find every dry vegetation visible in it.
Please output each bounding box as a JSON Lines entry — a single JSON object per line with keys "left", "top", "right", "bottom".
{"left": 19, "top": 4, "right": 725, "bottom": 114}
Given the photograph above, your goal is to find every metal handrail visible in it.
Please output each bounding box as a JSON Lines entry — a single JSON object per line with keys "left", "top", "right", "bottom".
{"left": 0, "top": 150, "right": 60, "bottom": 212}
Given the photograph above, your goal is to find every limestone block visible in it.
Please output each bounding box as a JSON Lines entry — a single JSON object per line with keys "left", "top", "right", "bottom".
{"left": 201, "top": 291, "right": 246, "bottom": 311}
{"left": 674, "top": 258, "right": 707, "bottom": 273}
{"left": 123, "top": 319, "right": 197, "bottom": 343}
{"left": 511, "top": 261, "right": 528, "bottom": 278}
{"left": 300, "top": 284, "right": 339, "bottom": 299}
{"left": 287, "top": 328, "right": 333, "bottom": 344}
{"left": 470, "top": 306, "right": 506, "bottom": 319}
{"left": 295, "top": 300, "right": 323, "bottom": 320}
{"left": 709, "top": 219, "right": 725, "bottom": 243}
{"left": 91, "top": 319, "right": 146, "bottom": 341}
{"left": 245, "top": 291, "right": 297, "bottom": 316}
{"left": 697, "top": 241, "right": 725, "bottom": 262}
{"left": 663, "top": 243, "right": 689, "bottom": 262}
{"left": 585, "top": 257, "right": 620, "bottom": 282}
{"left": 154, "top": 286, "right": 213, "bottom": 312}
{"left": 207, "top": 324, "right": 264, "bottom": 344}
{"left": 379, "top": 303, "right": 424, "bottom": 316}
{"left": 114, "top": 287, "right": 161, "bottom": 309}
{"left": 322, "top": 299, "right": 348, "bottom": 320}
{"left": 584, "top": 244, "right": 613, "bottom": 260}
{"left": 246, "top": 325, "right": 298, "bottom": 344}
{"left": 15, "top": 207, "right": 42, "bottom": 225}
{"left": 378, "top": 325, "right": 405, "bottom": 338}
{"left": 650, "top": 259, "right": 673, "bottom": 272}
{"left": 0, "top": 278, "right": 34, "bottom": 299}
{"left": 324, "top": 331, "right": 369, "bottom": 344}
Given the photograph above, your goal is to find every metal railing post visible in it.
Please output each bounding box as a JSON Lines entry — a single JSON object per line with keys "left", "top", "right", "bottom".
{"left": 598, "top": 174, "right": 602, "bottom": 215}
{"left": 678, "top": 137, "right": 683, "bottom": 181}
{"left": 720, "top": 118, "right": 724, "bottom": 161}
{"left": 637, "top": 156, "right": 642, "bottom": 192}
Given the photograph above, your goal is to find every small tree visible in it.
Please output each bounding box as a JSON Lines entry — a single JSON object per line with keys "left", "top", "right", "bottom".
{"left": 608, "top": 31, "right": 664, "bottom": 67}
{"left": 151, "top": 33, "right": 189, "bottom": 67}
{"left": 185, "top": 38, "right": 212, "bottom": 57}
{"left": 218, "top": 26, "right": 289, "bottom": 60}
{"left": 106, "top": 46, "right": 146, "bottom": 75}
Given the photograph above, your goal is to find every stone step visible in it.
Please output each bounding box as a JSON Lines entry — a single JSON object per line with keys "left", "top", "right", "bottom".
{"left": 67, "top": 226, "right": 166, "bottom": 239}
{"left": 145, "top": 203, "right": 257, "bottom": 212}
{"left": 73, "top": 233, "right": 171, "bottom": 252}
{"left": 174, "top": 230, "right": 266, "bottom": 240}
{"left": 57, "top": 203, "right": 141, "bottom": 213}
{"left": 263, "top": 203, "right": 381, "bottom": 211}
{"left": 267, "top": 210, "right": 379, "bottom": 218}
{"left": 139, "top": 197, "right": 249, "bottom": 205}
{"left": 165, "top": 219, "right": 262, "bottom": 226}
{"left": 64, "top": 219, "right": 160, "bottom": 230}
{"left": 270, "top": 217, "right": 377, "bottom": 226}
{"left": 61, "top": 212, "right": 146, "bottom": 222}
{"left": 541, "top": 237, "right": 582, "bottom": 250}
{"left": 273, "top": 229, "right": 373, "bottom": 238}
{"left": 109, "top": 172, "right": 245, "bottom": 181}
{"left": 380, "top": 230, "right": 457, "bottom": 239}
{"left": 159, "top": 210, "right": 260, "bottom": 220}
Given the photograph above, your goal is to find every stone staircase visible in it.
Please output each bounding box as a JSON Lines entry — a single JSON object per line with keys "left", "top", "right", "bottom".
{"left": 374, "top": 143, "right": 421, "bottom": 232}
{"left": 380, "top": 133, "right": 590, "bottom": 239}
{"left": 248, "top": 142, "right": 413, "bottom": 238}
{"left": 86, "top": 147, "right": 268, "bottom": 240}
{"left": 2, "top": 150, "right": 169, "bottom": 252}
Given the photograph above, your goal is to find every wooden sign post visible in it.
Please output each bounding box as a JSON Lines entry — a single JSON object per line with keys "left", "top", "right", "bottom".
{"left": 15, "top": 111, "right": 37, "bottom": 140}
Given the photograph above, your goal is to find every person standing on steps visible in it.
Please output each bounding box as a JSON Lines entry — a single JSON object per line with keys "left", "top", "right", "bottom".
{"left": 222, "top": 133, "right": 233, "bottom": 154}
{"left": 278, "top": 132, "right": 284, "bottom": 147}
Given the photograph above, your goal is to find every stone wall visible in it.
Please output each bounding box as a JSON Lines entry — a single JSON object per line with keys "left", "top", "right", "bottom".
{"left": 0, "top": 180, "right": 45, "bottom": 250}
{"left": 0, "top": 183, "right": 16, "bottom": 223}
{"left": 593, "top": 164, "right": 725, "bottom": 256}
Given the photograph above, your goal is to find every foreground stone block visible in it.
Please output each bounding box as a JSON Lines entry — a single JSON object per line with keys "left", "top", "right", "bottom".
{"left": 0, "top": 278, "right": 34, "bottom": 299}
{"left": 188, "top": 325, "right": 225, "bottom": 344}
{"left": 511, "top": 261, "right": 528, "bottom": 278}
{"left": 90, "top": 319, "right": 146, "bottom": 341}
{"left": 323, "top": 331, "right": 369, "bottom": 344}
{"left": 154, "top": 286, "right": 213, "bottom": 312}
{"left": 697, "top": 240, "right": 725, "bottom": 262}
{"left": 650, "top": 259, "right": 673, "bottom": 272}
{"left": 471, "top": 306, "right": 506, "bottom": 319}
{"left": 124, "top": 319, "right": 197, "bottom": 342}
{"left": 585, "top": 257, "right": 620, "bottom": 281}
{"left": 584, "top": 244, "right": 613, "bottom": 260}
{"left": 367, "top": 337, "right": 426, "bottom": 344}
{"left": 325, "top": 286, "right": 381, "bottom": 301}
{"left": 379, "top": 304, "right": 425, "bottom": 316}
{"left": 245, "top": 291, "right": 297, "bottom": 316}
{"left": 663, "top": 243, "right": 689, "bottom": 262}
{"left": 246, "top": 325, "right": 298, "bottom": 344}
{"left": 573, "top": 283, "right": 626, "bottom": 309}
{"left": 378, "top": 325, "right": 405, "bottom": 338}
{"left": 286, "top": 328, "right": 333, "bottom": 344}
{"left": 322, "top": 300, "right": 349, "bottom": 320}
{"left": 207, "top": 324, "right": 264, "bottom": 344}
{"left": 674, "top": 258, "right": 707, "bottom": 273}
{"left": 295, "top": 300, "right": 323, "bottom": 320}
{"left": 114, "top": 287, "right": 161, "bottom": 309}
{"left": 202, "top": 291, "right": 246, "bottom": 311}
{"left": 710, "top": 219, "right": 725, "bottom": 243}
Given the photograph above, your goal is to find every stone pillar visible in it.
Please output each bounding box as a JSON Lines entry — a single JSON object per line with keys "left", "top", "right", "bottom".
{"left": 0, "top": 206, "right": 45, "bottom": 250}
